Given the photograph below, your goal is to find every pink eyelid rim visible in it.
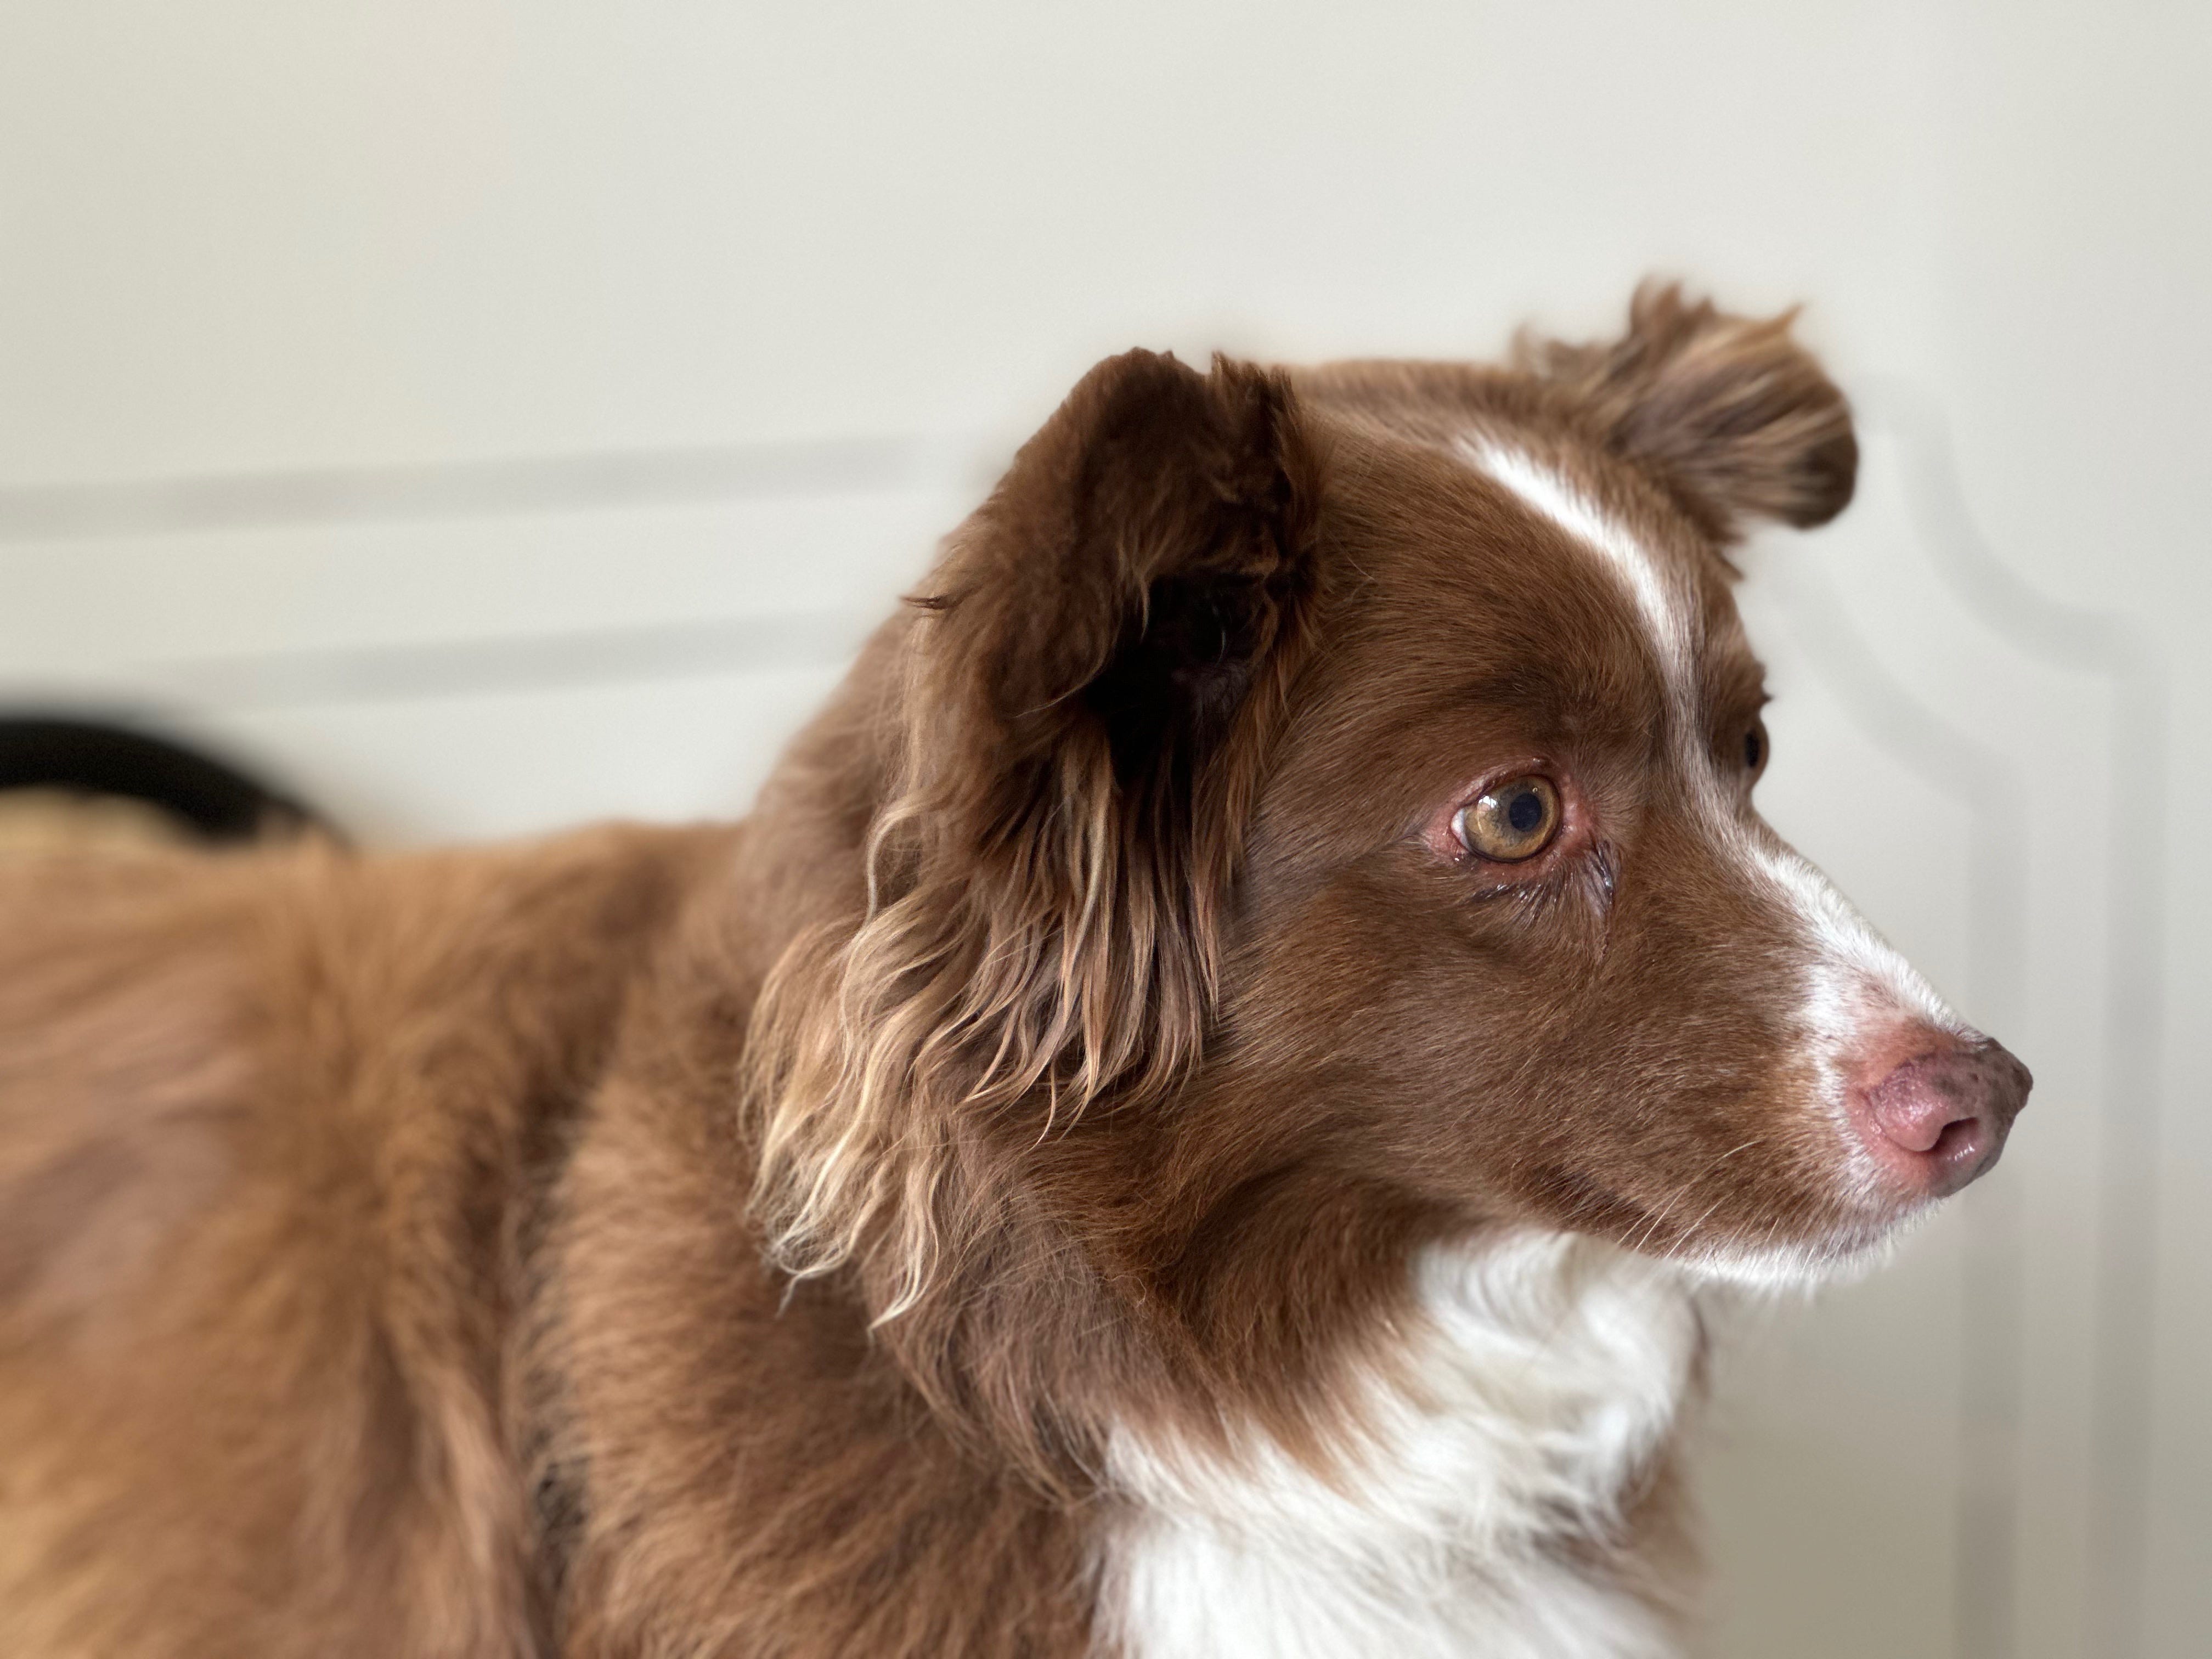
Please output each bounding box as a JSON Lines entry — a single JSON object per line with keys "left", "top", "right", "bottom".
{"left": 1420, "top": 761, "right": 1589, "bottom": 867}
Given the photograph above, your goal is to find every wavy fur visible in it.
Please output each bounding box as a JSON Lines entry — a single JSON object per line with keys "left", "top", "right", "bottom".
{"left": 744, "top": 349, "right": 1322, "bottom": 1323}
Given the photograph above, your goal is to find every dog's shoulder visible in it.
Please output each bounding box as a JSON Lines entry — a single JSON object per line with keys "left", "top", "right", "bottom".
{"left": 0, "top": 822, "right": 733, "bottom": 1658}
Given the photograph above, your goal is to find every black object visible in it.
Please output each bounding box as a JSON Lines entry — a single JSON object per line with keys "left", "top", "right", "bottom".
{"left": 0, "top": 716, "right": 323, "bottom": 844}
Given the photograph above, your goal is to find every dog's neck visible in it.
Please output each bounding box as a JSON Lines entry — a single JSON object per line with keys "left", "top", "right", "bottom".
{"left": 848, "top": 1110, "right": 1446, "bottom": 1487}
{"left": 1094, "top": 1231, "right": 1705, "bottom": 1658}
{"left": 855, "top": 1085, "right": 1705, "bottom": 1505}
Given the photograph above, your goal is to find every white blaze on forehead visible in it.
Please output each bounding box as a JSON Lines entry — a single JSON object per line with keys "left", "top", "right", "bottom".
{"left": 1465, "top": 440, "right": 1698, "bottom": 723}
{"left": 1463, "top": 438, "right": 1963, "bottom": 1022}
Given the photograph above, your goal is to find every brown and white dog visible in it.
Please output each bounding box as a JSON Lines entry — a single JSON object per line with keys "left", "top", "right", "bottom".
{"left": 0, "top": 286, "right": 2029, "bottom": 1658}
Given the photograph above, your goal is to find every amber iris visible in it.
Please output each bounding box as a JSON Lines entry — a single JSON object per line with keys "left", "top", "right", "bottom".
{"left": 1454, "top": 775, "right": 1561, "bottom": 862}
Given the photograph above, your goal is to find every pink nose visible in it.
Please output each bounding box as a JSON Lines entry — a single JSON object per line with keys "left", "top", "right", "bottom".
{"left": 1853, "top": 1040, "right": 2032, "bottom": 1198}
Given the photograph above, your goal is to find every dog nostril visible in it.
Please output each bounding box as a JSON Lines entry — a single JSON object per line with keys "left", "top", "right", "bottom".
{"left": 1867, "top": 1060, "right": 1977, "bottom": 1154}
{"left": 1853, "top": 1037, "right": 2032, "bottom": 1198}
{"left": 1929, "top": 1116, "right": 1984, "bottom": 1163}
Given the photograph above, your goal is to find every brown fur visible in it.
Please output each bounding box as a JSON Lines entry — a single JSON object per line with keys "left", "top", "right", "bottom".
{"left": 0, "top": 286, "right": 1998, "bottom": 1657}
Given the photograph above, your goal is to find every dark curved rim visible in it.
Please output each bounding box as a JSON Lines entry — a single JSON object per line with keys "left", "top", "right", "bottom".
{"left": 0, "top": 717, "right": 324, "bottom": 843}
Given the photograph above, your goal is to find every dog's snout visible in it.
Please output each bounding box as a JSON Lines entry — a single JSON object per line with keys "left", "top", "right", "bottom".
{"left": 1852, "top": 1038, "right": 2031, "bottom": 1199}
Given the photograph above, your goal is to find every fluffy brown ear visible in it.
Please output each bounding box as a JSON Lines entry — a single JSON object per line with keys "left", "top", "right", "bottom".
{"left": 1519, "top": 281, "right": 1858, "bottom": 540}
{"left": 921, "top": 347, "right": 1321, "bottom": 824}
{"left": 747, "top": 349, "right": 1321, "bottom": 1319}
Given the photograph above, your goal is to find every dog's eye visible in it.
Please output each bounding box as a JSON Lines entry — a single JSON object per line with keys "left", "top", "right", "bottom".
{"left": 1454, "top": 776, "right": 1560, "bottom": 862}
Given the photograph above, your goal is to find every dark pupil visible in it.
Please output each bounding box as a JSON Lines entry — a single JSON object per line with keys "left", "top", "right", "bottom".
{"left": 1505, "top": 788, "right": 1545, "bottom": 833}
{"left": 1744, "top": 730, "right": 1763, "bottom": 769}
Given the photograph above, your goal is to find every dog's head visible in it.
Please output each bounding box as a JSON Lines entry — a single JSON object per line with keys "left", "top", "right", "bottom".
{"left": 749, "top": 284, "right": 2029, "bottom": 1320}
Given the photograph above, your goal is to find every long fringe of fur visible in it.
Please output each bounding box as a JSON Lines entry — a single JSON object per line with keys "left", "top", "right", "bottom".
{"left": 742, "top": 351, "right": 1321, "bottom": 1331}
{"left": 743, "top": 712, "right": 1214, "bottom": 1325}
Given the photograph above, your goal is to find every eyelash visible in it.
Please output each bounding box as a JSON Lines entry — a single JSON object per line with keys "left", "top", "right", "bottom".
{"left": 1462, "top": 839, "right": 1620, "bottom": 933}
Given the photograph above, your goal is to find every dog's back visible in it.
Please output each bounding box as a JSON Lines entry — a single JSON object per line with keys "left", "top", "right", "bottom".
{"left": 0, "top": 829, "right": 715, "bottom": 1657}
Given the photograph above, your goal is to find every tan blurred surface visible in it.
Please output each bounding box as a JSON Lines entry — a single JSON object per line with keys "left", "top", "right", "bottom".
{"left": 0, "top": 788, "right": 194, "bottom": 855}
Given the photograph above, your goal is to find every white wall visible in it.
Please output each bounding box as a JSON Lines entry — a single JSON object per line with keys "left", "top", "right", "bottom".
{"left": 2, "top": 5, "right": 2204, "bottom": 1655}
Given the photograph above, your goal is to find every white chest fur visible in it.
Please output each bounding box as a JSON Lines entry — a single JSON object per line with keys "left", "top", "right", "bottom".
{"left": 1097, "top": 1233, "right": 1702, "bottom": 1659}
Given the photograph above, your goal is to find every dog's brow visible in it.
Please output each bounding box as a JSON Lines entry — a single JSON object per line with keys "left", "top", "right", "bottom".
{"left": 1462, "top": 439, "right": 1696, "bottom": 726}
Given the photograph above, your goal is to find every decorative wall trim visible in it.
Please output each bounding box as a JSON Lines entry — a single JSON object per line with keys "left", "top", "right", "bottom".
{"left": 0, "top": 433, "right": 980, "bottom": 539}
{"left": 1855, "top": 382, "right": 2170, "bottom": 1659}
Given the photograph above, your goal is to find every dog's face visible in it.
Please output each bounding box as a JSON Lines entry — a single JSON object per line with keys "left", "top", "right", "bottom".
{"left": 750, "top": 287, "right": 2028, "bottom": 1313}
{"left": 1227, "top": 369, "right": 2028, "bottom": 1282}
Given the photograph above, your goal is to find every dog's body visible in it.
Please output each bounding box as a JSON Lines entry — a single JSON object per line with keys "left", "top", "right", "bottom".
{"left": 0, "top": 289, "right": 2028, "bottom": 1657}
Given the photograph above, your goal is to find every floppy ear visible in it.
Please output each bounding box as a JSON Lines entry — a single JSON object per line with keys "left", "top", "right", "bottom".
{"left": 1519, "top": 281, "right": 1858, "bottom": 540}
{"left": 747, "top": 349, "right": 1321, "bottom": 1319}
{"left": 919, "top": 346, "right": 1320, "bottom": 827}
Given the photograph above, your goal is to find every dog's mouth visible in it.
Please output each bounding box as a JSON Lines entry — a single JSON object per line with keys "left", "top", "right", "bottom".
{"left": 1582, "top": 1031, "right": 2030, "bottom": 1293}
{"left": 1668, "top": 1211, "right": 1911, "bottom": 1293}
